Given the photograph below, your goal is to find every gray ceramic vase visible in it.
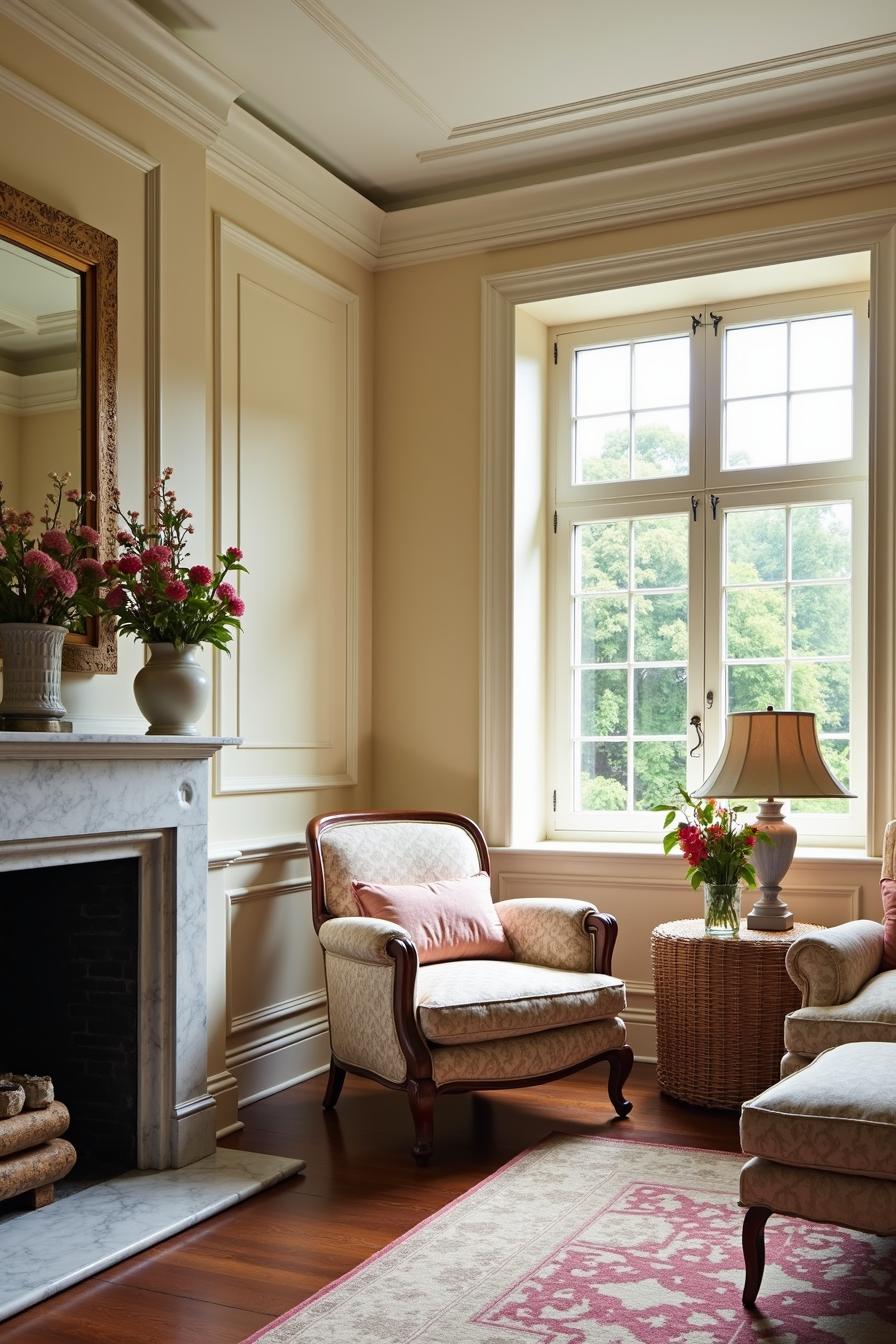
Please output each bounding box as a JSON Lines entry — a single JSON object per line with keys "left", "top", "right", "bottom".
{"left": 133, "top": 642, "right": 209, "bottom": 735}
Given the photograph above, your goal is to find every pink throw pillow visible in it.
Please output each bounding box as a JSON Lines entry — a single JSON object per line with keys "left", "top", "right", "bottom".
{"left": 351, "top": 872, "right": 513, "bottom": 965}
{"left": 881, "top": 878, "right": 896, "bottom": 971}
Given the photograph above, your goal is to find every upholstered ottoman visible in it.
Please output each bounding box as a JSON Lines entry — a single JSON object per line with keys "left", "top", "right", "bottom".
{"left": 739, "top": 1040, "right": 896, "bottom": 1307}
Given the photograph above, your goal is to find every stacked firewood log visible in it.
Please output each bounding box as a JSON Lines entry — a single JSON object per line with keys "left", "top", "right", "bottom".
{"left": 0, "top": 1076, "right": 76, "bottom": 1209}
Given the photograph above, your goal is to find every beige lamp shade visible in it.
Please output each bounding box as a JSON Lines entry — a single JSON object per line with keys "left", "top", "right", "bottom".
{"left": 694, "top": 708, "right": 854, "bottom": 799}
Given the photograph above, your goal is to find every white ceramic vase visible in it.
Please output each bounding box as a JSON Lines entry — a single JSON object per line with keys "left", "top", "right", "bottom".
{"left": 133, "top": 642, "right": 209, "bottom": 736}
{"left": 0, "top": 622, "right": 68, "bottom": 728}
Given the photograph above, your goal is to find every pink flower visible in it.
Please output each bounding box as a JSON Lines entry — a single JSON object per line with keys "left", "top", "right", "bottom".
{"left": 118, "top": 554, "right": 143, "bottom": 575}
{"left": 75, "top": 557, "right": 105, "bottom": 579}
{"left": 103, "top": 559, "right": 119, "bottom": 576}
{"left": 164, "top": 580, "right": 189, "bottom": 602}
{"left": 105, "top": 585, "right": 126, "bottom": 610}
{"left": 40, "top": 528, "right": 71, "bottom": 556}
{"left": 188, "top": 564, "right": 212, "bottom": 586}
{"left": 66, "top": 489, "right": 80, "bottom": 502}
{"left": 52, "top": 569, "right": 78, "bottom": 597}
{"left": 23, "top": 548, "right": 56, "bottom": 573}
{"left": 75, "top": 525, "right": 101, "bottom": 546}
{"left": 216, "top": 581, "right": 236, "bottom": 602}
{"left": 0, "top": 542, "right": 5, "bottom": 561}
{"left": 116, "top": 529, "right": 136, "bottom": 546}
{"left": 228, "top": 596, "right": 246, "bottom": 618}
{"left": 141, "top": 544, "right": 173, "bottom": 566}
{"left": 745, "top": 835, "right": 756, "bottom": 847}
{"left": 226, "top": 546, "right": 243, "bottom": 560}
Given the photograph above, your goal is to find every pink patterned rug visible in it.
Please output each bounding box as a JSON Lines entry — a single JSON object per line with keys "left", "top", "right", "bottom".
{"left": 243, "top": 1136, "right": 896, "bottom": 1343}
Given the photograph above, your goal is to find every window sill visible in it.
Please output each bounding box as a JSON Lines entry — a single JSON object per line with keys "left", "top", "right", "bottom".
{"left": 492, "top": 839, "right": 878, "bottom": 864}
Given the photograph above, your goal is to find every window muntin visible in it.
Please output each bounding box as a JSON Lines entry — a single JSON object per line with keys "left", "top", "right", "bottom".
{"left": 551, "top": 287, "right": 868, "bottom": 843}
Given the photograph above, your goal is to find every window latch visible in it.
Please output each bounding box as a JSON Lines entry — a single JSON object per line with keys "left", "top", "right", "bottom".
{"left": 710, "top": 311, "right": 723, "bottom": 335}
{"left": 690, "top": 314, "right": 703, "bottom": 335}
{"left": 689, "top": 714, "right": 704, "bottom": 756}
{"left": 711, "top": 493, "right": 720, "bottom": 520}
{"left": 691, "top": 495, "right": 699, "bottom": 521}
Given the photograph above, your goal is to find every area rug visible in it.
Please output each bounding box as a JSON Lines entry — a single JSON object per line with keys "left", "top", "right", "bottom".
{"left": 243, "top": 1135, "right": 896, "bottom": 1343}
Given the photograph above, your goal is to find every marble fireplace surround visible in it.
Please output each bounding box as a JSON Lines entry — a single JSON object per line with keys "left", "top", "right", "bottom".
{"left": 0, "top": 732, "right": 304, "bottom": 1322}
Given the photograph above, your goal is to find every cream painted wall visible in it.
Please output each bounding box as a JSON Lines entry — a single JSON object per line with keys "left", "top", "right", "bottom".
{"left": 0, "top": 409, "right": 21, "bottom": 500}
{"left": 373, "top": 181, "right": 896, "bottom": 1057}
{"left": 20, "top": 407, "right": 81, "bottom": 513}
{"left": 0, "top": 16, "right": 374, "bottom": 1128}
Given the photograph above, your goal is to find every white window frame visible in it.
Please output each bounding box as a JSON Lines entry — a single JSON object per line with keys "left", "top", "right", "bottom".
{"left": 548, "top": 286, "right": 869, "bottom": 844}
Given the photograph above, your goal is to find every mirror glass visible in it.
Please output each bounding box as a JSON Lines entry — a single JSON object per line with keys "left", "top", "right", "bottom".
{"left": 0, "top": 238, "right": 82, "bottom": 519}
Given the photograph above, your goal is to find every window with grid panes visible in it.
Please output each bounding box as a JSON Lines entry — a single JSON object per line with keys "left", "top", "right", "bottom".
{"left": 550, "top": 288, "right": 868, "bottom": 843}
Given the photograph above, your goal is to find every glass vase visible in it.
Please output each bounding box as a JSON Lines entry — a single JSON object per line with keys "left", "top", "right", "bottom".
{"left": 703, "top": 881, "right": 742, "bottom": 938}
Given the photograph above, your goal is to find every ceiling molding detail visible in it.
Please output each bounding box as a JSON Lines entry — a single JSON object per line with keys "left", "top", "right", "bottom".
{"left": 290, "top": 0, "right": 448, "bottom": 133}
{"left": 0, "top": 366, "right": 79, "bottom": 415}
{"left": 2, "top": 0, "right": 243, "bottom": 144}
{"left": 431, "top": 31, "right": 896, "bottom": 159}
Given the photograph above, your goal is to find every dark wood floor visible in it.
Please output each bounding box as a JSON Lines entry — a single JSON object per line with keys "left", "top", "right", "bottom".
{"left": 4, "top": 1062, "right": 741, "bottom": 1342}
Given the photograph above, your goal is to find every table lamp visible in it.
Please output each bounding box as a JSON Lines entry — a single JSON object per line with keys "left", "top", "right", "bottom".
{"left": 693, "top": 707, "right": 853, "bottom": 930}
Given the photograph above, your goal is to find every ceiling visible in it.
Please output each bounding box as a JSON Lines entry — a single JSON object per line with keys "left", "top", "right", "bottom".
{"left": 0, "top": 241, "right": 79, "bottom": 363}
{"left": 132, "top": 0, "right": 896, "bottom": 208}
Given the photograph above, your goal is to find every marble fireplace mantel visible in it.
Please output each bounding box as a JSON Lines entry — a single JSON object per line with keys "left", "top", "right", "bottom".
{"left": 0, "top": 732, "right": 238, "bottom": 1171}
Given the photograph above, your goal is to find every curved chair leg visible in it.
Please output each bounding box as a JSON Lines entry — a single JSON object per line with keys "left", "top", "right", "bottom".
{"left": 607, "top": 1044, "right": 634, "bottom": 1117}
{"left": 408, "top": 1079, "right": 436, "bottom": 1165}
{"left": 322, "top": 1057, "right": 346, "bottom": 1110}
{"left": 742, "top": 1205, "right": 773, "bottom": 1307}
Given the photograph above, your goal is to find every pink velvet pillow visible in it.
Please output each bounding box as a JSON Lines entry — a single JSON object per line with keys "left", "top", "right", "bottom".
{"left": 881, "top": 878, "right": 896, "bottom": 971}
{"left": 351, "top": 872, "right": 513, "bottom": 965}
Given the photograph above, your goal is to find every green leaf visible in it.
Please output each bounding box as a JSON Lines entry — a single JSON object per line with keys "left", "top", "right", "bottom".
{"left": 690, "top": 870, "right": 702, "bottom": 890}
{"left": 662, "top": 831, "right": 679, "bottom": 854}
{"left": 663, "top": 810, "right": 676, "bottom": 828}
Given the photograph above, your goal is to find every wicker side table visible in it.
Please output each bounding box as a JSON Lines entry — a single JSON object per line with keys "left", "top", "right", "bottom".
{"left": 651, "top": 919, "right": 822, "bottom": 1110}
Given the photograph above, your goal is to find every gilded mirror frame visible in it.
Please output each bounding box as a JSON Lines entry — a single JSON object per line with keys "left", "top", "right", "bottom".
{"left": 0, "top": 178, "right": 117, "bottom": 673}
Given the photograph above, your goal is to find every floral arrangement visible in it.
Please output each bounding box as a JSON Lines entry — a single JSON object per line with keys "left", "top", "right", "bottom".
{"left": 657, "top": 786, "right": 765, "bottom": 890}
{"left": 104, "top": 468, "right": 246, "bottom": 651}
{"left": 0, "top": 473, "right": 106, "bottom": 626}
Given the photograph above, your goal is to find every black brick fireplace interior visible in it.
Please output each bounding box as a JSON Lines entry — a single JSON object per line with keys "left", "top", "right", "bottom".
{"left": 2, "top": 858, "right": 139, "bottom": 1174}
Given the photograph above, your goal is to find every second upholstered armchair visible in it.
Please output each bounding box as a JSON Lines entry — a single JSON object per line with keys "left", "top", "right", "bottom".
{"left": 307, "top": 810, "right": 633, "bottom": 1162}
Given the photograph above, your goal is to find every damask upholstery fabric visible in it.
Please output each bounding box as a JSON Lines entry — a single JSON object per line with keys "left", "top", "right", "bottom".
{"left": 416, "top": 961, "right": 626, "bottom": 1044}
{"left": 741, "top": 1041, "right": 896, "bottom": 1181}
{"left": 319, "top": 915, "right": 411, "bottom": 964}
{"left": 785, "top": 920, "right": 884, "bottom": 1007}
{"left": 784, "top": 969, "right": 896, "bottom": 1056}
{"left": 324, "top": 953, "right": 409, "bottom": 1084}
{"left": 320, "top": 821, "right": 482, "bottom": 918}
{"left": 352, "top": 873, "right": 513, "bottom": 965}
{"left": 740, "top": 1156, "right": 896, "bottom": 1236}
{"left": 881, "top": 877, "right": 896, "bottom": 970}
{"left": 495, "top": 898, "right": 598, "bottom": 972}
{"left": 430, "top": 1016, "right": 626, "bottom": 1086}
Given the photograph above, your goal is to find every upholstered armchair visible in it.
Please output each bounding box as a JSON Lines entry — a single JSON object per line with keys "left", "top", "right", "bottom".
{"left": 307, "top": 810, "right": 633, "bottom": 1161}
{"left": 781, "top": 819, "right": 896, "bottom": 1075}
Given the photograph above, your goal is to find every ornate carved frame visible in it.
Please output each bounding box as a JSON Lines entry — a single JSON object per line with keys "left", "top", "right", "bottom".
{"left": 0, "top": 178, "right": 118, "bottom": 673}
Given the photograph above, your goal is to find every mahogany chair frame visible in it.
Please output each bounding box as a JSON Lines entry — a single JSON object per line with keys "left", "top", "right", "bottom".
{"left": 307, "top": 809, "right": 634, "bottom": 1162}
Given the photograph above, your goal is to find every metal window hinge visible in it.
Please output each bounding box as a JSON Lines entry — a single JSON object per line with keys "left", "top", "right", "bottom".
{"left": 552, "top": 789, "right": 557, "bottom": 812}
{"left": 553, "top": 509, "right": 558, "bottom": 534}
{"left": 553, "top": 340, "right": 558, "bottom": 364}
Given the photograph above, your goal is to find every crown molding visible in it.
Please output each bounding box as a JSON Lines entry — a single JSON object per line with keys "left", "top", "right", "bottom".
{"left": 379, "top": 113, "right": 896, "bottom": 268}
{"left": 208, "top": 106, "right": 383, "bottom": 270}
{"left": 1, "top": 0, "right": 242, "bottom": 145}
{"left": 0, "top": 366, "right": 78, "bottom": 414}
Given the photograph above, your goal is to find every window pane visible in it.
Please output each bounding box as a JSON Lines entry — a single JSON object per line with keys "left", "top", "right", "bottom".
{"left": 633, "top": 515, "right": 688, "bottom": 589}
{"left": 726, "top": 587, "right": 786, "bottom": 658}
{"left": 634, "top": 741, "right": 686, "bottom": 811}
{"left": 789, "top": 389, "right": 852, "bottom": 464}
{"left": 727, "top": 509, "right": 785, "bottom": 583}
{"left": 791, "top": 584, "right": 849, "bottom": 656}
{"left": 575, "top": 344, "right": 630, "bottom": 416}
{"left": 578, "top": 742, "right": 627, "bottom": 811}
{"left": 579, "top": 668, "right": 627, "bottom": 736}
{"left": 632, "top": 336, "right": 689, "bottom": 410}
{"left": 790, "top": 314, "right": 852, "bottom": 391}
{"left": 725, "top": 396, "right": 787, "bottom": 469}
{"left": 634, "top": 667, "right": 686, "bottom": 734}
{"left": 792, "top": 662, "right": 850, "bottom": 732}
{"left": 633, "top": 408, "right": 689, "bottom": 479}
{"left": 728, "top": 663, "right": 785, "bottom": 713}
{"left": 579, "top": 595, "right": 629, "bottom": 663}
{"left": 576, "top": 521, "right": 629, "bottom": 590}
{"left": 633, "top": 592, "right": 688, "bottom": 661}
{"left": 575, "top": 414, "right": 630, "bottom": 483}
{"left": 726, "top": 323, "right": 787, "bottom": 398}
{"left": 791, "top": 503, "right": 851, "bottom": 581}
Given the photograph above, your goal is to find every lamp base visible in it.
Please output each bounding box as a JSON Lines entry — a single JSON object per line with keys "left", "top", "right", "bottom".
{"left": 745, "top": 799, "right": 796, "bottom": 931}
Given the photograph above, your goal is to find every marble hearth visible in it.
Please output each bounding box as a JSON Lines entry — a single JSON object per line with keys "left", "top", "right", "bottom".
{"left": 0, "top": 733, "right": 303, "bottom": 1321}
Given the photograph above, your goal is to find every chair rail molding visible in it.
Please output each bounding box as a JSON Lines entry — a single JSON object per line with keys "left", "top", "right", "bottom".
{"left": 480, "top": 208, "right": 896, "bottom": 850}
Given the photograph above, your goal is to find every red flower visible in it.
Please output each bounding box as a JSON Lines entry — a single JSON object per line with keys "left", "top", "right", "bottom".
{"left": 164, "top": 580, "right": 189, "bottom": 603}
{"left": 226, "top": 546, "right": 243, "bottom": 560}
